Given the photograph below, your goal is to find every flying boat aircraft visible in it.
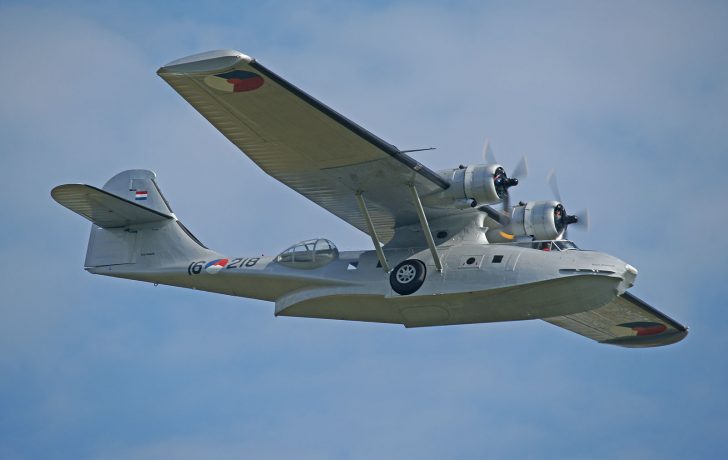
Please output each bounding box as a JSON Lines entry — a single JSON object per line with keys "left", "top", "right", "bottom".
{"left": 52, "top": 50, "right": 687, "bottom": 347}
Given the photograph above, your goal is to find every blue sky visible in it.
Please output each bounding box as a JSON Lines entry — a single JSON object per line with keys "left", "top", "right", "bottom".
{"left": 1, "top": 1, "right": 727, "bottom": 458}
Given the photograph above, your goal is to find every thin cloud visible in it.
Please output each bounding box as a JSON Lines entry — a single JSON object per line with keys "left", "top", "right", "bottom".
{"left": 1, "top": 1, "right": 726, "bottom": 459}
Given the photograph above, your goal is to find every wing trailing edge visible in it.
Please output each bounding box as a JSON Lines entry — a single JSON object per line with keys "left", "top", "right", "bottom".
{"left": 156, "top": 49, "right": 454, "bottom": 244}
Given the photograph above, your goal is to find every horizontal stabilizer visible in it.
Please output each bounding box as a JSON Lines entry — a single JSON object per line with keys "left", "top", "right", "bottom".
{"left": 52, "top": 184, "right": 173, "bottom": 228}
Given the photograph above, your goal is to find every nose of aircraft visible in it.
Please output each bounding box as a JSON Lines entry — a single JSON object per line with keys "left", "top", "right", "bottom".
{"left": 562, "top": 250, "right": 638, "bottom": 294}
{"left": 597, "top": 252, "right": 638, "bottom": 294}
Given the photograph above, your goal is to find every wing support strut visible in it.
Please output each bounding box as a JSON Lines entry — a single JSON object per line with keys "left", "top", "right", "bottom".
{"left": 355, "top": 191, "right": 391, "bottom": 273}
{"left": 408, "top": 183, "right": 443, "bottom": 272}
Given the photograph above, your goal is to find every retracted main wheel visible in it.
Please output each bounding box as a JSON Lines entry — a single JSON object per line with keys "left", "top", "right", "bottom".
{"left": 390, "top": 259, "right": 427, "bottom": 295}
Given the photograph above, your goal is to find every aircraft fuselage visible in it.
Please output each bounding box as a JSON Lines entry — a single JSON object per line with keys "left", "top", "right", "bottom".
{"left": 90, "top": 240, "right": 634, "bottom": 328}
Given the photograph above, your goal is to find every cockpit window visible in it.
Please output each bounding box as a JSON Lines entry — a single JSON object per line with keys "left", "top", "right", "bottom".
{"left": 528, "top": 240, "right": 580, "bottom": 251}
{"left": 276, "top": 238, "right": 339, "bottom": 269}
{"left": 554, "top": 240, "right": 579, "bottom": 251}
{"left": 532, "top": 241, "right": 553, "bottom": 251}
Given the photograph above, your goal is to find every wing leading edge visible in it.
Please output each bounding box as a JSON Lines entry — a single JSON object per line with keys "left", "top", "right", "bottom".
{"left": 544, "top": 292, "right": 688, "bottom": 348}
{"left": 157, "top": 50, "right": 456, "bottom": 243}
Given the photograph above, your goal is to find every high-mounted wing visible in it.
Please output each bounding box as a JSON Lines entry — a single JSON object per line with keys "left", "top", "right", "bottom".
{"left": 543, "top": 292, "right": 688, "bottom": 347}
{"left": 157, "top": 50, "right": 455, "bottom": 243}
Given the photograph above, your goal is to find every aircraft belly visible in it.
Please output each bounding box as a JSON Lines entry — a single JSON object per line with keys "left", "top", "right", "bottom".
{"left": 94, "top": 268, "right": 346, "bottom": 302}
{"left": 278, "top": 295, "right": 405, "bottom": 325}
{"left": 276, "top": 274, "right": 622, "bottom": 327}
{"left": 436, "top": 274, "right": 621, "bottom": 327}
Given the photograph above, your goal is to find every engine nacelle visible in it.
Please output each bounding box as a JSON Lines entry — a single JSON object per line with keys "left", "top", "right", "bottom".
{"left": 423, "top": 164, "right": 512, "bottom": 208}
{"left": 487, "top": 201, "right": 567, "bottom": 242}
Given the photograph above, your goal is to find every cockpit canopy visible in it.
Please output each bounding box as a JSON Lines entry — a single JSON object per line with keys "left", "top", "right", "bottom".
{"left": 523, "top": 240, "right": 580, "bottom": 251}
{"left": 276, "top": 238, "right": 339, "bottom": 269}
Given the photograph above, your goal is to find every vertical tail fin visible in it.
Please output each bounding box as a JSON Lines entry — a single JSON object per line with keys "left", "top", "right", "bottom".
{"left": 102, "top": 169, "right": 175, "bottom": 217}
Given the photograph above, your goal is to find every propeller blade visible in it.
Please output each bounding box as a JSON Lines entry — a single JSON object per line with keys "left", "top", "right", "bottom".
{"left": 511, "top": 155, "right": 529, "bottom": 179}
{"left": 547, "top": 169, "right": 562, "bottom": 203}
{"left": 573, "top": 208, "right": 590, "bottom": 232}
{"left": 483, "top": 139, "right": 497, "bottom": 164}
{"left": 546, "top": 169, "right": 590, "bottom": 239}
{"left": 562, "top": 209, "right": 589, "bottom": 240}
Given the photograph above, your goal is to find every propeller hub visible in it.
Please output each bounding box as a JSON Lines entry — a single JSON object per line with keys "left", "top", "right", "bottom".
{"left": 547, "top": 170, "right": 589, "bottom": 237}
{"left": 553, "top": 203, "right": 567, "bottom": 233}
{"left": 553, "top": 204, "right": 580, "bottom": 234}
{"left": 493, "top": 167, "right": 519, "bottom": 199}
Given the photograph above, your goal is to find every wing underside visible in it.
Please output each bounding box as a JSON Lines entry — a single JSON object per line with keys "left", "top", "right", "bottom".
{"left": 157, "top": 50, "right": 458, "bottom": 243}
{"left": 543, "top": 292, "right": 688, "bottom": 347}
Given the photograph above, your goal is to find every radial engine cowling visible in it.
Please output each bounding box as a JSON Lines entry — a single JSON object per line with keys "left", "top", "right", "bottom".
{"left": 424, "top": 164, "right": 514, "bottom": 208}
{"left": 508, "top": 200, "right": 568, "bottom": 240}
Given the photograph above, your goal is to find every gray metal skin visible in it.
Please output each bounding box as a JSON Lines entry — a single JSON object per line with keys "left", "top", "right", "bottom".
{"left": 88, "top": 209, "right": 634, "bottom": 329}
{"left": 50, "top": 49, "right": 688, "bottom": 346}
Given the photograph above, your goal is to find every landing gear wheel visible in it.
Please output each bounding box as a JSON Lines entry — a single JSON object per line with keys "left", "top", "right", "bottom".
{"left": 390, "top": 259, "right": 427, "bottom": 295}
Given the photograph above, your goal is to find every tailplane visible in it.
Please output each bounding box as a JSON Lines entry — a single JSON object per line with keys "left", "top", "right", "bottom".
{"left": 52, "top": 170, "right": 213, "bottom": 269}
{"left": 51, "top": 183, "right": 173, "bottom": 229}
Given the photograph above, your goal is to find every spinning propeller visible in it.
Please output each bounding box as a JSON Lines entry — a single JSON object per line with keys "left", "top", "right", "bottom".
{"left": 477, "top": 161, "right": 591, "bottom": 242}
{"left": 547, "top": 169, "right": 589, "bottom": 237}
{"left": 482, "top": 140, "right": 529, "bottom": 213}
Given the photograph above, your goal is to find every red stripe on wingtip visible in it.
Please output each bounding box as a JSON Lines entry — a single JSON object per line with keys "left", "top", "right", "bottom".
{"left": 633, "top": 324, "right": 668, "bottom": 336}
{"left": 228, "top": 76, "right": 264, "bottom": 92}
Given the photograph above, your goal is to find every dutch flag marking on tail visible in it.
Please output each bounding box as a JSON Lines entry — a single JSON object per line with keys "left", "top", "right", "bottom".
{"left": 135, "top": 190, "right": 148, "bottom": 201}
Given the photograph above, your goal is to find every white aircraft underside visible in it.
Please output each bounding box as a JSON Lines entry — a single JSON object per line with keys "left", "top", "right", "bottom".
{"left": 52, "top": 50, "right": 687, "bottom": 348}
